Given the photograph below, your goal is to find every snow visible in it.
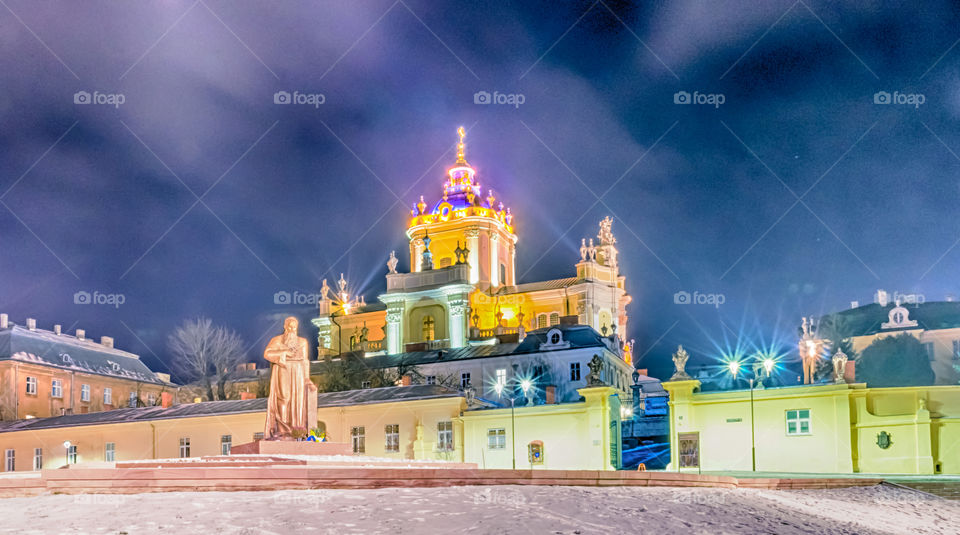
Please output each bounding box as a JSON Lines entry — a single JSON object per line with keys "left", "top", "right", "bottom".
{"left": 0, "top": 484, "right": 956, "bottom": 534}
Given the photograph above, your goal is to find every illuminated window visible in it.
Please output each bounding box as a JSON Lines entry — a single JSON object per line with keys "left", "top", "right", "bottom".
{"left": 80, "top": 384, "right": 90, "bottom": 402}
{"left": 103, "top": 388, "right": 112, "bottom": 405}
{"left": 385, "top": 424, "right": 399, "bottom": 453}
{"left": 422, "top": 316, "right": 435, "bottom": 341}
{"left": 549, "top": 313, "right": 560, "bottom": 326}
{"left": 438, "top": 421, "right": 453, "bottom": 451}
{"left": 25, "top": 377, "right": 37, "bottom": 395}
{"left": 487, "top": 428, "right": 506, "bottom": 450}
{"left": 67, "top": 445, "right": 77, "bottom": 464}
{"left": 786, "top": 409, "right": 811, "bottom": 436}
{"left": 351, "top": 426, "right": 365, "bottom": 454}
{"left": 51, "top": 379, "right": 63, "bottom": 398}
{"left": 32, "top": 448, "right": 42, "bottom": 471}
{"left": 460, "top": 372, "right": 471, "bottom": 388}
{"left": 537, "top": 314, "right": 547, "bottom": 329}
{"left": 104, "top": 442, "right": 115, "bottom": 462}
{"left": 179, "top": 438, "right": 190, "bottom": 458}
{"left": 221, "top": 435, "right": 232, "bottom": 455}
{"left": 570, "top": 362, "right": 581, "bottom": 381}
{"left": 4, "top": 449, "right": 14, "bottom": 472}
{"left": 495, "top": 368, "right": 506, "bottom": 388}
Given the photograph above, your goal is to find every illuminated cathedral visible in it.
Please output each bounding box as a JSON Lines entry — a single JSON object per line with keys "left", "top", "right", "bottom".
{"left": 312, "top": 128, "right": 633, "bottom": 369}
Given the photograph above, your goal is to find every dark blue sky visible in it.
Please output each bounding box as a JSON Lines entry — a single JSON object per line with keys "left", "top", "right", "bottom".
{"left": 2, "top": 0, "right": 959, "bottom": 384}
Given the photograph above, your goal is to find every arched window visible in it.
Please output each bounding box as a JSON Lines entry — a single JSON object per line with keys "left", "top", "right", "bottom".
{"left": 549, "top": 313, "right": 560, "bottom": 326}
{"left": 349, "top": 336, "right": 356, "bottom": 350}
{"left": 537, "top": 314, "right": 547, "bottom": 329}
{"left": 422, "top": 316, "right": 435, "bottom": 341}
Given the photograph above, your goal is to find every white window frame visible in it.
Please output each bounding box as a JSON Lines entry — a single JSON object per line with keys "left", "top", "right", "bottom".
{"left": 351, "top": 426, "right": 365, "bottom": 454}
{"left": 361, "top": 381, "right": 371, "bottom": 389}
{"left": 495, "top": 368, "right": 507, "bottom": 388}
{"left": 384, "top": 424, "right": 399, "bottom": 453}
{"left": 487, "top": 428, "right": 506, "bottom": 450}
{"left": 51, "top": 379, "right": 63, "bottom": 398}
{"left": 425, "top": 376, "right": 436, "bottom": 385}
{"left": 536, "top": 314, "right": 547, "bottom": 329}
{"left": 25, "top": 376, "right": 37, "bottom": 395}
{"left": 460, "top": 372, "right": 471, "bottom": 388}
{"left": 103, "top": 388, "right": 112, "bottom": 405}
{"left": 179, "top": 437, "right": 190, "bottom": 458}
{"left": 437, "top": 421, "right": 454, "bottom": 451}
{"left": 221, "top": 435, "right": 232, "bottom": 455}
{"left": 570, "top": 362, "right": 581, "bottom": 381}
{"left": 128, "top": 391, "right": 138, "bottom": 408}
{"left": 4, "top": 449, "right": 14, "bottom": 472}
{"left": 786, "top": 409, "right": 812, "bottom": 436}
{"left": 32, "top": 448, "right": 42, "bottom": 471}
{"left": 104, "top": 442, "right": 115, "bottom": 462}
{"left": 147, "top": 393, "right": 156, "bottom": 406}
{"left": 80, "top": 384, "right": 90, "bottom": 402}
{"left": 67, "top": 445, "right": 77, "bottom": 464}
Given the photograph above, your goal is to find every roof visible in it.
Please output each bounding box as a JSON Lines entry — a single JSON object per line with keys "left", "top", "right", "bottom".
{"left": 0, "top": 324, "right": 168, "bottom": 385}
{"left": 314, "top": 324, "right": 615, "bottom": 372}
{"left": 0, "top": 384, "right": 462, "bottom": 433}
{"left": 821, "top": 301, "right": 960, "bottom": 336}
{"left": 494, "top": 277, "right": 581, "bottom": 295}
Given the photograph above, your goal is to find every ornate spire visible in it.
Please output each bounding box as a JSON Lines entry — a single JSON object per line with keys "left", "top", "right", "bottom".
{"left": 455, "top": 126, "right": 468, "bottom": 165}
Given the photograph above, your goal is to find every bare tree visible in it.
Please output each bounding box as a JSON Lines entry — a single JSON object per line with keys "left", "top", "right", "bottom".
{"left": 167, "top": 317, "right": 247, "bottom": 401}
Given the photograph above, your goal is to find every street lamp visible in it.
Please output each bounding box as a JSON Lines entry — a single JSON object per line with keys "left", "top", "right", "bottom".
{"left": 494, "top": 378, "right": 531, "bottom": 470}
{"left": 63, "top": 440, "right": 71, "bottom": 466}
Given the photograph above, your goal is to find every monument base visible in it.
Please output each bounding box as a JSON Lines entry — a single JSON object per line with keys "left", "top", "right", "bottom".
{"left": 230, "top": 440, "right": 352, "bottom": 456}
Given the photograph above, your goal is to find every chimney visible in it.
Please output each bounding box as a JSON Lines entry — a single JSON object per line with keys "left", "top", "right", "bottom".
{"left": 401, "top": 374, "right": 412, "bottom": 387}
{"left": 26, "top": 318, "right": 36, "bottom": 330}
{"left": 850, "top": 301, "right": 859, "bottom": 309}
{"left": 100, "top": 336, "right": 114, "bottom": 348}
{"left": 559, "top": 315, "right": 578, "bottom": 326}
{"left": 844, "top": 361, "right": 856, "bottom": 383}
{"left": 0, "top": 314, "right": 7, "bottom": 329}
{"left": 875, "top": 289, "right": 889, "bottom": 307}
{"left": 247, "top": 363, "right": 256, "bottom": 371}
{"left": 160, "top": 392, "right": 173, "bottom": 408}
{"left": 76, "top": 329, "right": 85, "bottom": 340}
{"left": 240, "top": 391, "right": 256, "bottom": 400}
{"left": 545, "top": 385, "right": 556, "bottom": 404}
{"left": 54, "top": 324, "right": 62, "bottom": 335}
{"left": 236, "top": 363, "right": 247, "bottom": 372}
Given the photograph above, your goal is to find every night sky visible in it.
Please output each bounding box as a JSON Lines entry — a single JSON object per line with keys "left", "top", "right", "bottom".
{"left": 2, "top": 1, "right": 960, "bottom": 384}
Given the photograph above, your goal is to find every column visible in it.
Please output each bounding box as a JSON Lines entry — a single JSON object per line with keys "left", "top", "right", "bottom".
{"left": 447, "top": 293, "right": 468, "bottom": 348}
{"left": 489, "top": 232, "right": 499, "bottom": 286}
{"left": 386, "top": 301, "right": 405, "bottom": 354}
{"left": 412, "top": 238, "right": 424, "bottom": 273}
{"left": 465, "top": 227, "right": 480, "bottom": 284}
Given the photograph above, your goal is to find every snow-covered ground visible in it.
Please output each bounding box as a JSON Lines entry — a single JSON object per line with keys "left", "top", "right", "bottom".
{"left": 1, "top": 484, "right": 956, "bottom": 534}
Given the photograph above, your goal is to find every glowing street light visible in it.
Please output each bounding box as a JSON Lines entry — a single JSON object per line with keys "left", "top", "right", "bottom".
{"left": 727, "top": 360, "right": 741, "bottom": 380}
{"left": 63, "top": 440, "right": 72, "bottom": 466}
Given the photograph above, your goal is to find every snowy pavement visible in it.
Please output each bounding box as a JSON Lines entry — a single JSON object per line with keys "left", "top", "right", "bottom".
{"left": 1, "top": 483, "right": 957, "bottom": 534}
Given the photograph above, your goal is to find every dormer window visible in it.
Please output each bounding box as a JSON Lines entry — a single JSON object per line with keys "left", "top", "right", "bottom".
{"left": 60, "top": 353, "right": 73, "bottom": 364}
{"left": 107, "top": 361, "right": 121, "bottom": 372}
{"left": 540, "top": 328, "right": 570, "bottom": 350}
{"left": 881, "top": 304, "right": 918, "bottom": 329}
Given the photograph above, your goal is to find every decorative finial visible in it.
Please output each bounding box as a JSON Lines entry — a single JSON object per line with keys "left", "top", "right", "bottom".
{"left": 456, "top": 126, "right": 468, "bottom": 165}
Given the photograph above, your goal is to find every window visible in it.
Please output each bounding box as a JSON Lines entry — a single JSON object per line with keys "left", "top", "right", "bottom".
{"left": 460, "top": 372, "right": 471, "bottom": 388}
{"left": 499, "top": 263, "right": 506, "bottom": 284}
{"left": 221, "top": 435, "right": 232, "bottom": 455}
{"left": 385, "top": 424, "right": 399, "bottom": 453}
{"left": 537, "top": 314, "right": 547, "bottom": 329}
{"left": 253, "top": 432, "right": 265, "bottom": 441}
{"left": 351, "top": 426, "right": 365, "bottom": 454}
{"left": 349, "top": 335, "right": 357, "bottom": 350}
{"left": 128, "top": 391, "right": 138, "bottom": 408}
{"left": 25, "top": 376, "right": 37, "bottom": 395}
{"left": 51, "top": 379, "right": 63, "bottom": 398}
{"left": 422, "top": 316, "right": 435, "bottom": 341}
{"left": 67, "top": 445, "right": 77, "bottom": 464}
{"left": 32, "top": 448, "right": 42, "bottom": 471}
{"left": 953, "top": 340, "right": 960, "bottom": 361}
{"left": 4, "top": 449, "right": 14, "bottom": 472}
{"left": 786, "top": 409, "right": 812, "bottom": 435}
{"left": 103, "top": 388, "right": 112, "bottom": 405}
{"left": 923, "top": 343, "right": 935, "bottom": 361}
{"left": 495, "top": 368, "right": 507, "bottom": 388}
{"left": 549, "top": 313, "right": 560, "bottom": 326}
{"left": 570, "top": 362, "right": 581, "bottom": 381}
{"left": 179, "top": 438, "right": 190, "bottom": 458}
{"left": 487, "top": 428, "right": 506, "bottom": 450}
{"left": 104, "top": 442, "right": 115, "bottom": 462}
{"left": 438, "top": 421, "right": 453, "bottom": 451}
{"left": 147, "top": 393, "right": 156, "bottom": 406}
{"left": 361, "top": 381, "right": 371, "bottom": 389}
{"left": 80, "top": 384, "right": 90, "bottom": 402}
{"left": 426, "top": 376, "right": 436, "bottom": 385}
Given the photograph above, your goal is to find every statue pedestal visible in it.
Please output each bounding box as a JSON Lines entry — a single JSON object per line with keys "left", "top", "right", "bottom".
{"left": 230, "top": 440, "right": 352, "bottom": 456}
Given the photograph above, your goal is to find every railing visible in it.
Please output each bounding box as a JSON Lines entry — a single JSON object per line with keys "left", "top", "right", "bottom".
{"left": 386, "top": 264, "right": 470, "bottom": 292}
{"left": 470, "top": 326, "right": 518, "bottom": 339}
{"left": 360, "top": 339, "right": 383, "bottom": 351}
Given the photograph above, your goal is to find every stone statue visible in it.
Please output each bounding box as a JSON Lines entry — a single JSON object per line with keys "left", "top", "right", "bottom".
{"left": 387, "top": 251, "right": 398, "bottom": 274}
{"left": 670, "top": 345, "right": 692, "bottom": 381}
{"left": 588, "top": 239, "right": 597, "bottom": 261}
{"left": 454, "top": 241, "right": 470, "bottom": 265}
{"left": 831, "top": 348, "right": 848, "bottom": 384}
{"left": 421, "top": 232, "right": 434, "bottom": 271}
{"left": 798, "top": 316, "right": 823, "bottom": 385}
{"left": 263, "top": 317, "right": 316, "bottom": 439}
{"left": 598, "top": 216, "right": 616, "bottom": 246}
{"left": 586, "top": 354, "right": 605, "bottom": 386}
{"left": 580, "top": 239, "right": 588, "bottom": 261}
{"left": 319, "top": 279, "right": 331, "bottom": 301}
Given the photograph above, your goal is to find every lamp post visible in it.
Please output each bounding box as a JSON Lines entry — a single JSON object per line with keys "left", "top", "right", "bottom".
{"left": 63, "top": 440, "right": 71, "bottom": 467}
{"left": 495, "top": 378, "right": 531, "bottom": 470}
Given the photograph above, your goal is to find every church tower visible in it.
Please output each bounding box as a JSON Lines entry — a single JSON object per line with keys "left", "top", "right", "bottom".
{"left": 407, "top": 127, "right": 517, "bottom": 290}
